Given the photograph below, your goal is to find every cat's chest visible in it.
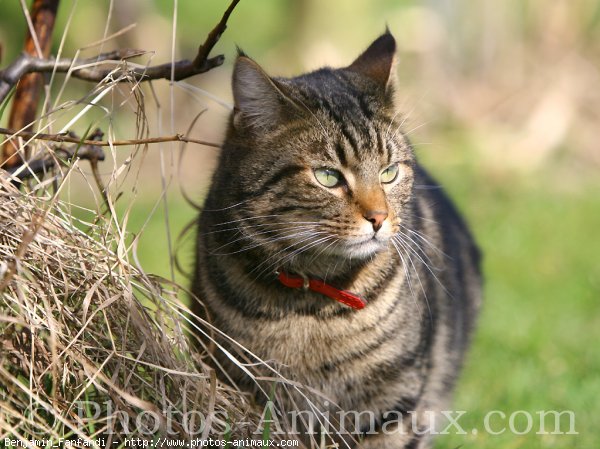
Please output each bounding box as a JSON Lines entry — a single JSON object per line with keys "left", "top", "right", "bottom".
{"left": 235, "top": 279, "right": 406, "bottom": 369}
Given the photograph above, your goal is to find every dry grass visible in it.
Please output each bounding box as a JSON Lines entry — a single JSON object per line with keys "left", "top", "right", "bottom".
{"left": 0, "top": 173, "right": 268, "bottom": 444}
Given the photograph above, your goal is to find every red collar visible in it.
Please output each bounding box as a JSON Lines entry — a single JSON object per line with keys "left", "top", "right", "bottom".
{"left": 276, "top": 270, "right": 366, "bottom": 310}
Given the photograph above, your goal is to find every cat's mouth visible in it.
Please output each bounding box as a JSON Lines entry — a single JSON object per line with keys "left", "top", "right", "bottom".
{"left": 307, "top": 233, "right": 386, "bottom": 260}
{"left": 341, "top": 234, "right": 390, "bottom": 259}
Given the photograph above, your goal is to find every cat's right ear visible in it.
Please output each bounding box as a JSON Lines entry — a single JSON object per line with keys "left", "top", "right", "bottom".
{"left": 232, "top": 56, "right": 295, "bottom": 132}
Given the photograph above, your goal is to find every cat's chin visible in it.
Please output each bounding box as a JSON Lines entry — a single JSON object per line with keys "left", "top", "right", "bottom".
{"left": 334, "top": 237, "right": 390, "bottom": 260}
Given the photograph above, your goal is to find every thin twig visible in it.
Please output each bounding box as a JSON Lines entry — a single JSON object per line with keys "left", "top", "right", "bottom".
{"left": 0, "top": 127, "right": 220, "bottom": 148}
{"left": 193, "top": 0, "right": 240, "bottom": 68}
{"left": 5, "top": 129, "right": 106, "bottom": 182}
{"left": 89, "top": 157, "right": 110, "bottom": 212}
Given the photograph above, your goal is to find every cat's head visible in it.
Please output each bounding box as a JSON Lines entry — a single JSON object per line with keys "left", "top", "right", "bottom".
{"left": 215, "top": 32, "right": 415, "bottom": 271}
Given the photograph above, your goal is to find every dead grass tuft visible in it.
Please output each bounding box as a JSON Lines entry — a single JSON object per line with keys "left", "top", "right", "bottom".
{"left": 0, "top": 174, "right": 262, "bottom": 444}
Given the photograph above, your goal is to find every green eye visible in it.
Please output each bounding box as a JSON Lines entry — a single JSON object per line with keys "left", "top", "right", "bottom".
{"left": 314, "top": 168, "right": 343, "bottom": 188}
{"left": 380, "top": 164, "right": 399, "bottom": 184}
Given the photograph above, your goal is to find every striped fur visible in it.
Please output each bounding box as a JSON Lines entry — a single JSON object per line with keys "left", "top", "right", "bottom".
{"left": 192, "top": 32, "right": 482, "bottom": 448}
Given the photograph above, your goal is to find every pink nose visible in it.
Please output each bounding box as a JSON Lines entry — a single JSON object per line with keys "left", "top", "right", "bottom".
{"left": 363, "top": 210, "right": 388, "bottom": 232}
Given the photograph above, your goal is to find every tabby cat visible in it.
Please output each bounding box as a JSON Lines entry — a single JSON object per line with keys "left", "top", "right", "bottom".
{"left": 192, "top": 32, "right": 482, "bottom": 449}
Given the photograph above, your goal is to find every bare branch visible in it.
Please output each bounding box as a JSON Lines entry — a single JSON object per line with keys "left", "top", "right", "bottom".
{"left": 0, "top": 50, "right": 144, "bottom": 101}
{"left": 0, "top": 0, "right": 242, "bottom": 104}
{"left": 0, "top": 127, "right": 220, "bottom": 148}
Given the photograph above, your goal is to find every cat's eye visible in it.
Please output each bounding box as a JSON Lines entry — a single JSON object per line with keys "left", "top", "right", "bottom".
{"left": 380, "top": 164, "right": 399, "bottom": 184}
{"left": 314, "top": 168, "right": 343, "bottom": 188}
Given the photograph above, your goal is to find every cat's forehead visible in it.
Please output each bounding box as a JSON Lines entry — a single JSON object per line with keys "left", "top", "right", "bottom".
{"left": 285, "top": 68, "right": 384, "bottom": 115}
{"left": 289, "top": 70, "right": 395, "bottom": 130}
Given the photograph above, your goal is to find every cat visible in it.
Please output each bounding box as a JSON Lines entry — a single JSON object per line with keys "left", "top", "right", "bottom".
{"left": 191, "top": 32, "right": 482, "bottom": 449}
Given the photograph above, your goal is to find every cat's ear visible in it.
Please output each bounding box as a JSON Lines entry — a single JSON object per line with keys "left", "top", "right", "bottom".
{"left": 232, "top": 55, "right": 297, "bottom": 131}
{"left": 347, "top": 31, "right": 397, "bottom": 91}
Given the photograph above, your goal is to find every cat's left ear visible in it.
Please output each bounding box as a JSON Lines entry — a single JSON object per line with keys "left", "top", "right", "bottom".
{"left": 346, "top": 31, "right": 397, "bottom": 95}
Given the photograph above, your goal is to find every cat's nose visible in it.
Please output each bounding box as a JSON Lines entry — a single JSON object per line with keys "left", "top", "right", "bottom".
{"left": 363, "top": 210, "right": 388, "bottom": 232}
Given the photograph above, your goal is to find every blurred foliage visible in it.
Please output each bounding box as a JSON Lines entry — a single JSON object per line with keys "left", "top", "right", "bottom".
{"left": 1, "top": 1, "right": 599, "bottom": 448}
